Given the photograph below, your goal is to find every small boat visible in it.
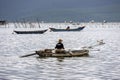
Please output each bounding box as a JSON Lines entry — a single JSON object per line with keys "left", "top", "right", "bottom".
{"left": 35, "top": 49, "right": 89, "bottom": 57}
{"left": 0, "top": 20, "right": 6, "bottom": 25}
{"left": 49, "top": 26, "right": 85, "bottom": 32}
{"left": 14, "top": 29, "right": 47, "bottom": 34}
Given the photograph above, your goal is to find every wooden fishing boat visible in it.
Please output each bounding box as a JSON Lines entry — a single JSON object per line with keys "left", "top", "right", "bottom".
{"left": 49, "top": 26, "right": 85, "bottom": 32}
{"left": 14, "top": 29, "right": 47, "bottom": 34}
{"left": 20, "top": 40, "right": 105, "bottom": 58}
{"left": 35, "top": 49, "right": 89, "bottom": 57}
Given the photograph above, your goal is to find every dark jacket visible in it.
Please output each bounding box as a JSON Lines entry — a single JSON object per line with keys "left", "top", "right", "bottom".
{"left": 55, "top": 42, "right": 64, "bottom": 49}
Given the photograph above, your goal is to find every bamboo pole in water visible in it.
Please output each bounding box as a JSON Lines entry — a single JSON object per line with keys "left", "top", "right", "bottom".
{"left": 36, "top": 18, "right": 41, "bottom": 28}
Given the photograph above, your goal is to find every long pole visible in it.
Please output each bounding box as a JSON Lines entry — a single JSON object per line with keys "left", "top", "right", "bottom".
{"left": 36, "top": 18, "right": 41, "bottom": 28}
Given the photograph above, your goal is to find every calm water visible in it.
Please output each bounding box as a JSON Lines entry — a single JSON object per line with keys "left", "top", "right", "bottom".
{"left": 0, "top": 23, "right": 120, "bottom": 80}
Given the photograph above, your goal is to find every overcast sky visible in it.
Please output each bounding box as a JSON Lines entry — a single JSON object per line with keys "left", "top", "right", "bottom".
{"left": 0, "top": 0, "right": 120, "bottom": 22}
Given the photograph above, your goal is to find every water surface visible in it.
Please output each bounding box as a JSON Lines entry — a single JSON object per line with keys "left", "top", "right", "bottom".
{"left": 0, "top": 23, "right": 120, "bottom": 80}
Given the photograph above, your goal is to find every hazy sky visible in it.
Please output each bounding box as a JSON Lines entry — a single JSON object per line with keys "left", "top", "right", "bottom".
{"left": 0, "top": 0, "right": 120, "bottom": 22}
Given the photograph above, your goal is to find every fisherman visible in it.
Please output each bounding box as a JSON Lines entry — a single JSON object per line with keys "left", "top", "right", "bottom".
{"left": 55, "top": 39, "right": 65, "bottom": 53}
{"left": 66, "top": 26, "right": 70, "bottom": 30}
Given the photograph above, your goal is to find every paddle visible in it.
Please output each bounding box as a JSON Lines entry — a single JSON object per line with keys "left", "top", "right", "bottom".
{"left": 82, "top": 42, "right": 105, "bottom": 49}
{"left": 20, "top": 53, "right": 36, "bottom": 58}
{"left": 81, "top": 40, "right": 105, "bottom": 52}
{"left": 20, "top": 49, "right": 54, "bottom": 58}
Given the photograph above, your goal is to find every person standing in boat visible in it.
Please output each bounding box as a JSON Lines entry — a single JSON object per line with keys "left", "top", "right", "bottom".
{"left": 55, "top": 39, "right": 65, "bottom": 53}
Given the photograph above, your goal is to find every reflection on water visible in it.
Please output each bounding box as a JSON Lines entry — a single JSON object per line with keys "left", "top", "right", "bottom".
{"left": 0, "top": 23, "right": 120, "bottom": 80}
{"left": 56, "top": 57, "right": 65, "bottom": 62}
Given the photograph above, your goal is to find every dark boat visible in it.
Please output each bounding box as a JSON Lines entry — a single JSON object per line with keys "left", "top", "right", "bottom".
{"left": 14, "top": 29, "right": 47, "bottom": 34}
{"left": 49, "top": 26, "right": 85, "bottom": 32}
{"left": 36, "top": 49, "right": 89, "bottom": 57}
{"left": 0, "top": 20, "right": 6, "bottom": 25}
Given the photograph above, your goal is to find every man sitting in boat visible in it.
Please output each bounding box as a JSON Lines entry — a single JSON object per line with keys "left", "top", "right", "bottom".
{"left": 66, "top": 26, "right": 70, "bottom": 30}
{"left": 55, "top": 39, "right": 65, "bottom": 53}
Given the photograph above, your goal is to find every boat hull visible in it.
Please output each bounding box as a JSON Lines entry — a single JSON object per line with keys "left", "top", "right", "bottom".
{"left": 36, "top": 49, "right": 89, "bottom": 57}
{"left": 14, "top": 29, "right": 47, "bottom": 34}
{"left": 50, "top": 26, "right": 85, "bottom": 32}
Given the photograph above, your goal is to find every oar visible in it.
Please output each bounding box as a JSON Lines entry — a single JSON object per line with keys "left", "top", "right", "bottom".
{"left": 20, "top": 49, "right": 54, "bottom": 58}
{"left": 20, "top": 53, "right": 36, "bottom": 58}
{"left": 82, "top": 43, "right": 105, "bottom": 49}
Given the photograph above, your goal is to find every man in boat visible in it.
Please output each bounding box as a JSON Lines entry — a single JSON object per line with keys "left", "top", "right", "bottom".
{"left": 66, "top": 26, "right": 70, "bottom": 30}
{"left": 55, "top": 39, "right": 65, "bottom": 53}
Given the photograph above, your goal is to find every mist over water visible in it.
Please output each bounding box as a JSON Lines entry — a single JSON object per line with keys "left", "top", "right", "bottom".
{"left": 0, "top": 23, "right": 120, "bottom": 80}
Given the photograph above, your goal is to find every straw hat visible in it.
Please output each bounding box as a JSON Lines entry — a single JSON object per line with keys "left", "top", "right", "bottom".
{"left": 58, "top": 39, "right": 63, "bottom": 42}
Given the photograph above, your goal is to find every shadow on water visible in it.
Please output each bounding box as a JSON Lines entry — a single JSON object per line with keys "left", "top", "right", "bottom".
{"left": 36, "top": 57, "right": 65, "bottom": 62}
{"left": 56, "top": 57, "right": 65, "bottom": 62}
{"left": 35, "top": 55, "right": 90, "bottom": 63}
